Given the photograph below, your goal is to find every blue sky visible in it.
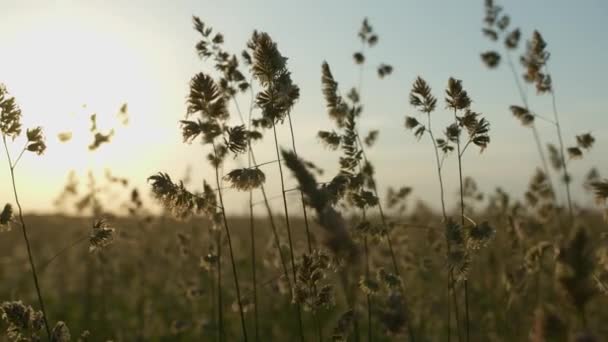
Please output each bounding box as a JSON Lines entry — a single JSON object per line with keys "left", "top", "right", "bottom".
{"left": 0, "top": 0, "right": 606, "bottom": 214}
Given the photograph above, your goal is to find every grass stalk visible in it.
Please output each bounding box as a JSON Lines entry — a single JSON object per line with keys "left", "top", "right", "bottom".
{"left": 446, "top": 275, "right": 451, "bottom": 342}
{"left": 464, "top": 282, "right": 470, "bottom": 341}
{"left": 37, "top": 234, "right": 88, "bottom": 272}
{"left": 355, "top": 133, "right": 416, "bottom": 341}
{"left": 287, "top": 112, "right": 313, "bottom": 252}
{"left": 355, "top": 46, "right": 372, "bottom": 342}
{"left": 363, "top": 234, "right": 372, "bottom": 342}
{"left": 287, "top": 110, "right": 323, "bottom": 341}
{"left": 453, "top": 108, "right": 470, "bottom": 342}
{"left": 424, "top": 114, "right": 453, "bottom": 341}
{"left": 451, "top": 281, "right": 463, "bottom": 342}
{"left": 216, "top": 229, "right": 224, "bottom": 342}
{"left": 231, "top": 95, "right": 292, "bottom": 285}
{"left": 355, "top": 45, "right": 416, "bottom": 340}
{"left": 2, "top": 134, "right": 52, "bottom": 341}
{"left": 249, "top": 168, "right": 260, "bottom": 342}
{"left": 234, "top": 93, "right": 301, "bottom": 339}
{"left": 546, "top": 71, "right": 573, "bottom": 222}
{"left": 504, "top": 51, "right": 555, "bottom": 196}
{"left": 212, "top": 142, "right": 249, "bottom": 342}
{"left": 239, "top": 89, "right": 261, "bottom": 342}
{"left": 338, "top": 270, "right": 361, "bottom": 342}
{"left": 234, "top": 91, "right": 303, "bottom": 340}
{"left": 353, "top": 138, "right": 374, "bottom": 341}
{"left": 271, "top": 121, "right": 306, "bottom": 342}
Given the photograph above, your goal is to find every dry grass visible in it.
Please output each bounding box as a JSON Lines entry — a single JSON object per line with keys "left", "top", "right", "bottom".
{"left": 0, "top": 1, "right": 607, "bottom": 341}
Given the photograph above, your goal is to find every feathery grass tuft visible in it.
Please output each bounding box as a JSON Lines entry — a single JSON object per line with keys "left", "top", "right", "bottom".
{"left": 223, "top": 168, "right": 266, "bottom": 191}
{"left": 282, "top": 149, "right": 358, "bottom": 260}
{"left": 321, "top": 62, "right": 348, "bottom": 127}
{"left": 318, "top": 130, "right": 342, "bottom": 150}
{"left": 410, "top": 77, "right": 437, "bottom": 114}
{"left": 0, "top": 301, "right": 45, "bottom": 341}
{"left": 89, "top": 219, "right": 116, "bottom": 252}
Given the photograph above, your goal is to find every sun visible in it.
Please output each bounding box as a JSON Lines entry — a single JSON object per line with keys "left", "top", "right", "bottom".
{"left": 0, "top": 6, "right": 165, "bottom": 174}
{"left": 0, "top": 4, "right": 180, "bottom": 212}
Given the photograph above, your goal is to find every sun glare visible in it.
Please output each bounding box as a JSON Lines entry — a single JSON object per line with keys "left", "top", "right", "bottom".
{"left": 0, "top": 6, "right": 163, "bottom": 177}
{"left": 3, "top": 7, "right": 159, "bottom": 166}
{"left": 0, "top": 4, "right": 183, "bottom": 213}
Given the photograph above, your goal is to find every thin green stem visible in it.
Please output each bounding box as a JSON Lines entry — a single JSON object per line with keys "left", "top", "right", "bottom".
{"left": 348, "top": 97, "right": 373, "bottom": 340}
{"left": 355, "top": 133, "right": 416, "bottom": 341}
{"left": 425, "top": 115, "right": 447, "bottom": 221}
{"left": 464, "top": 282, "right": 470, "bottom": 341}
{"left": 234, "top": 90, "right": 295, "bottom": 339}
{"left": 356, "top": 53, "right": 415, "bottom": 338}
{"left": 453, "top": 108, "right": 470, "bottom": 342}
{"left": 504, "top": 50, "right": 529, "bottom": 108}
{"left": 271, "top": 121, "right": 306, "bottom": 342}
{"left": 363, "top": 234, "right": 372, "bottom": 342}
{"left": 38, "top": 234, "right": 89, "bottom": 272}
{"left": 11, "top": 142, "right": 28, "bottom": 169}
{"left": 231, "top": 95, "right": 291, "bottom": 289}
{"left": 546, "top": 68, "right": 573, "bottom": 222}
{"left": 424, "top": 114, "right": 451, "bottom": 341}
{"left": 504, "top": 50, "right": 556, "bottom": 198}
{"left": 246, "top": 104, "right": 260, "bottom": 342}
{"left": 531, "top": 113, "right": 556, "bottom": 125}
{"left": 248, "top": 168, "right": 260, "bottom": 341}
{"left": 451, "top": 281, "right": 463, "bottom": 342}
{"left": 212, "top": 142, "right": 248, "bottom": 342}
{"left": 247, "top": 158, "right": 283, "bottom": 169}
{"left": 338, "top": 270, "right": 361, "bottom": 342}
{"left": 249, "top": 197, "right": 259, "bottom": 342}
{"left": 358, "top": 41, "right": 365, "bottom": 98}
{"left": 447, "top": 274, "right": 451, "bottom": 342}
{"left": 217, "top": 229, "right": 224, "bottom": 342}
{"left": 459, "top": 139, "right": 473, "bottom": 158}
{"left": 2, "top": 134, "right": 52, "bottom": 341}
{"left": 289, "top": 110, "right": 322, "bottom": 342}
{"left": 233, "top": 90, "right": 298, "bottom": 338}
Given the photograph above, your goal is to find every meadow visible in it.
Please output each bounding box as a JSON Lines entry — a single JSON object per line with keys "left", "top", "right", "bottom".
{"left": 1, "top": 1, "right": 608, "bottom": 341}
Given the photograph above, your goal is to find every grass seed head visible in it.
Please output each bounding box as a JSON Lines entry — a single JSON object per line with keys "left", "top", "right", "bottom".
{"left": 51, "top": 321, "right": 71, "bottom": 342}
{"left": 223, "top": 168, "right": 266, "bottom": 191}
{"left": 445, "top": 77, "right": 472, "bottom": 110}
{"left": 224, "top": 125, "right": 248, "bottom": 154}
{"left": 89, "top": 219, "right": 116, "bottom": 252}
{"left": 0, "top": 85, "right": 23, "bottom": 139}
{"left": 481, "top": 51, "right": 501, "bottom": 68}
{"left": 25, "top": 127, "right": 47, "bottom": 155}
{"left": 410, "top": 77, "right": 437, "bottom": 114}
{"left": 0, "top": 301, "right": 44, "bottom": 341}
{"left": 0, "top": 204, "right": 13, "bottom": 232}
{"left": 505, "top": 28, "right": 521, "bottom": 49}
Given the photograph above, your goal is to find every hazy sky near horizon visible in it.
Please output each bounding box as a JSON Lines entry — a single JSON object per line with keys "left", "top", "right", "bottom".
{"left": 0, "top": 0, "right": 607, "bottom": 215}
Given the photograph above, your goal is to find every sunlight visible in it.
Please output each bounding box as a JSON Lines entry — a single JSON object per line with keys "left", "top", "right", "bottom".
{"left": 0, "top": 7, "right": 162, "bottom": 176}
{"left": 0, "top": 1, "right": 607, "bottom": 340}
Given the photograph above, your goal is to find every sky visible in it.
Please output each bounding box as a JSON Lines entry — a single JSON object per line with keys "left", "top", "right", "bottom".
{"left": 0, "top": 0, "right": 607, "bottom": 215}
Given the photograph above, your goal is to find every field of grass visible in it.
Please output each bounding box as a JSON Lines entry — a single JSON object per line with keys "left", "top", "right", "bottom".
{"left": 0, "top": 207, "right": 606, "bottom": 341}
{"left": 1, "top": 1, "right": 608, "bottom": 341}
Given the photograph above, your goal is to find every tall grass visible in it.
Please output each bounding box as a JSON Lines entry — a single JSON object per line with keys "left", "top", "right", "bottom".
{"left": 0, "top": 85, "right": 52, "bottom": 340}
{"left": 1, "top": 2, "right": 608, "bottom": 341}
